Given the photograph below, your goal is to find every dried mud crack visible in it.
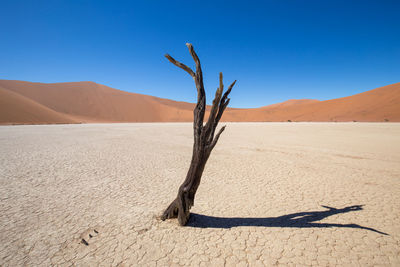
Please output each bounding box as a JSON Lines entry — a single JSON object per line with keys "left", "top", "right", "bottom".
{"left": 0, "top": 123, "right": 399, "bottom": 266}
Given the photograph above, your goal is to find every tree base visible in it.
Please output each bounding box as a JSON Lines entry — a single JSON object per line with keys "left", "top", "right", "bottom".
{"left": 161, "top": 192, "right": 193, "bottom": 226}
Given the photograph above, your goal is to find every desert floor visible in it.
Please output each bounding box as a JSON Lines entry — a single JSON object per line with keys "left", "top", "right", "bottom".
{"left": 0, "top": 123, "right": 399, "bottom": 266}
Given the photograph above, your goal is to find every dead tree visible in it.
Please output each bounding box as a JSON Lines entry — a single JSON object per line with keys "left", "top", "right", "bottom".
{"left": 161, "top": 43, "right": 236, "bottom": 226}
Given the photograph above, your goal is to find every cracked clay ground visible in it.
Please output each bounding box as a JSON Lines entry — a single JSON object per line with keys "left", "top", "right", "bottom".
{"left": 0, "top": 122, "right": 399, "bottom": 266}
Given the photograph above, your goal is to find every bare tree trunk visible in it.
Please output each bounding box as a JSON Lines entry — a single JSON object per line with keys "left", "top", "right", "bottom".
{"left": 161, "top": 43, "right": 236, "bottom": 226}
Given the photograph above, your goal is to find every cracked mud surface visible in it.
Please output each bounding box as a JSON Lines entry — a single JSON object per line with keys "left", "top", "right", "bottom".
{"left": 0, "top": 123, "right": 399, "bottom": 266}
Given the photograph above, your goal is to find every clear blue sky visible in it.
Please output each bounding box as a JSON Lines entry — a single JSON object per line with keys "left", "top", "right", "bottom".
{"left": 1, "top": 0, "right": 399, "bottom": 108}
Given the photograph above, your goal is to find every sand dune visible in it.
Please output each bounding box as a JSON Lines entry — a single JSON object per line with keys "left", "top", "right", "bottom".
{"left": 251, "top": 83, "right": 400, "bottom": 122}
{"left": 0, "top": 86, "right": 76, "bottom": 124}
{"left": 223, "top": 83, "right": 400, "bottom": 122}
{"left": 260, "top": 99, "right": 320, "bottom": 109}
{"left": 0, "top": 80, "right": 194, "bottom": 123}
{"left": 0, "top": 79, "right": 399, "bottom": 124}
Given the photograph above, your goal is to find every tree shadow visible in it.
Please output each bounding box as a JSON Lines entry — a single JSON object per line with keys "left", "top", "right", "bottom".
{"left": 187, "top": 205, "right": 388, "bottom": 235}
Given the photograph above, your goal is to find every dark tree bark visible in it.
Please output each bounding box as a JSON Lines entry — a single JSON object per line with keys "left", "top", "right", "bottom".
{"left": 161, "top": 43, "right": 236, "bottom": 226}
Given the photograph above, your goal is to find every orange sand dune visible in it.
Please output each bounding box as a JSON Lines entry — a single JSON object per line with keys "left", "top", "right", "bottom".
{"left": 260, "top": 99, "right": 320, "bottom": 109}
{"left": 0, "top": 86, "right": 76, "bottom": 125}
{"left": 0, "top": 80, "right": 194, "bottom": 123}
{"left": 0, "top": 79, "right": 399, "bottom": 124}
{"left": 222, "top": 83, "right": 400, "bottom": 122}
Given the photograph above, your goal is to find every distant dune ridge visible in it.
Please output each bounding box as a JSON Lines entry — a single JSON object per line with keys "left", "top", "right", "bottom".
{"left": 0, "top": 79, "right": 399, "bottom": 124}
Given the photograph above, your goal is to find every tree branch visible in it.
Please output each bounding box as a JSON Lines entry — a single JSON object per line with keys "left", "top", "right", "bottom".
{"left": 221, "top": 80, "right": 236, "bottom": 107}
{"left": 165, "top": 54, "right": 195, "bottom": 78}
{"left": 207, "top": 80, "right": 235, "bottom": 140}
{"left": 204, "top": 72, "right": 224, "bottom": 141}
{"left": 215, "top": 80, "right": 236, "bottom": 125}
{"left": 186, "top": 44, "right": 206, "bottom": 106}
{"left": 208, "top": 125, "right": 226, "bottom": 151}
{"left": 182, "top": 43, "right": 206, "bottom": 140}
{"left": 186, "top": 43, "right": 202, "bottom": 76}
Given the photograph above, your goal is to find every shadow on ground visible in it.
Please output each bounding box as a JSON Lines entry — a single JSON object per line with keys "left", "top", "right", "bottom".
{"left": 187, "top": 205, "right": 388, "bottom": 235}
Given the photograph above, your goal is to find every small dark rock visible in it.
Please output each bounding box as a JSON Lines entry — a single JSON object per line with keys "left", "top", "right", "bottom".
{"left": 81, "top": 238, "right": 89, "bottom": 246}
